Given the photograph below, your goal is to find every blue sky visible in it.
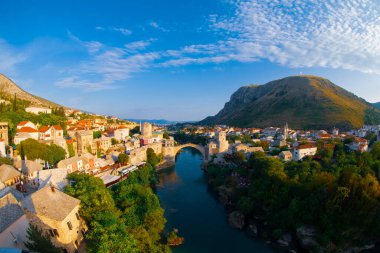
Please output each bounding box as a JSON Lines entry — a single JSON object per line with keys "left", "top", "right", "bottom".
{"left": 0, "top": 0, "right": 379, "bottom": 121}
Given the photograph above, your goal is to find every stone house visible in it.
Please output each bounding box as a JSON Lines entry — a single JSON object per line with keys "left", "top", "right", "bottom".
{"left": 57, "top": 157, "right": 83, "bottom": 173}
{"left": 0, "top": 187, "right": 29, "bottom": 250}
{"left": 292, "top": 144, "right": 317, "bottom": 161}
{"left": 279, "top": 151, "right": 293, "bottom": 161}
{"left": 0, "top": 164, "right": 21, "bottom": 187}
{"left": 21, "top": 185, "right": 86, "bottom": 253}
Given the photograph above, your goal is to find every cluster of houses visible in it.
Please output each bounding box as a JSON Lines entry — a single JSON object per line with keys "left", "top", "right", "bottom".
{"left": 189, "top": 123, "right": 380, "bottom": 165}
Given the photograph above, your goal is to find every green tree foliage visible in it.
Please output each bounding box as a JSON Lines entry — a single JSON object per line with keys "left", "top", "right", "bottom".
{"left": 206, "top": 144, "right": 380, "bottom": 250}
{"left": 24, "top": 224, "right": 63, "bottom": 253}
{"left": 147, "top": 148, "right": 162, "bottom": 167}
{"left": 163, "top": 131, "right": 170, "bottom": 139}
{"left": 118, "top": 153, "right": 130, "bottom": 165}
{"left": 111, "top": 138, "right": 118, "bottom": 145}
{"left": 65, "top": 166, "right": 169, "bottom": 253}
{"left": 0, "top": 156, "right": 13, "bottom": 165}
{"left": 52, "top": 107, "right": 65, "bottom": 117}
{"left": 67, "top": 143, "right": 75, "bottom": 157}
{"left": 17, "top": 139, "right": 66, "bottom": 165}
{"left": 129, "top": 126, "right": 140, "bottom": 136}
{"left": 173, "top": 131, "right": 208, "bottom": 145}
{"left": 93, "top": 131, "right": 102, "bottom": 139}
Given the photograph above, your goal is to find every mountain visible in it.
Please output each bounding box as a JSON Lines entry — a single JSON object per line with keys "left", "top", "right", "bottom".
{"left": 200, "top": 75, "right": 380, "bottom": 129}
{"left": 127, "top": 119, "right": 191, "bottom": 125}
{"left": 0, "top": 74, "right": 61, "bottom": 108}
{"left": 373, "top": 102, "right": 380, "bottom": 110}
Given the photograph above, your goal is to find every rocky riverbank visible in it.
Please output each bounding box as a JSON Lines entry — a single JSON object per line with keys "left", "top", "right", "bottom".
{"left": 206, "top": 169, "right": 378, "bottom": 253}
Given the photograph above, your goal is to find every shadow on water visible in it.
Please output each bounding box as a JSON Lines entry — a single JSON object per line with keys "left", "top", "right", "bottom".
{"left": 156, "top": 147, "right": 280, "bottom": 253}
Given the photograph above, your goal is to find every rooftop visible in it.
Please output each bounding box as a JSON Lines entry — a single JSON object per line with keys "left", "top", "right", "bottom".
{"left": 21, "top": 185, "right": 80, "bottom": 221}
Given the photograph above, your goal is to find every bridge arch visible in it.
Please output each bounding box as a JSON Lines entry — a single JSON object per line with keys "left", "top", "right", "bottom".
{"left": 173, "top": 143, "right": 207, "bottom": 162}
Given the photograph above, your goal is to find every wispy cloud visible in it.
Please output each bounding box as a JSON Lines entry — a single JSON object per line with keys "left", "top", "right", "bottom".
{"left": 96, "top": 26, "right": 132, "bottom": 36}
{"left": 205, "top": 0, "right": 380, "bottom": 74}
{"left": 55, "top": 36, "right": 160, "bottom": 91}
{"left": 56, "top": 0, "right": 380, "bottom": 91}
{"left": 0, "top": 39, "right": 27, "bottom": 73}
{"left": 149, "top": 21, "right": 169, "bottom": 32}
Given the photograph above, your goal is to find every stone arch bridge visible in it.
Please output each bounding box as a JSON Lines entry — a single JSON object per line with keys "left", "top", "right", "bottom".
{"left": 163, "top": 143, "right": 207, "bottom": 166}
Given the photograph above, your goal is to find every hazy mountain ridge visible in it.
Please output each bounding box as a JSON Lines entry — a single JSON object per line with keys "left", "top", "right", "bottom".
{"left": 373, "top": 102, "right": 380, "bottom": 110}
{"left": 201, "top": 75, "right": 380, "bottom": 129}
{"left": 0, "top": 74, "right": 62, "bottom": 108}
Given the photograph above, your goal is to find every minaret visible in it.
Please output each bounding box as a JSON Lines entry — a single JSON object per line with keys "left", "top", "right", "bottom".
{"left": 284, "top": 123, "right": 288, "bottom": 140}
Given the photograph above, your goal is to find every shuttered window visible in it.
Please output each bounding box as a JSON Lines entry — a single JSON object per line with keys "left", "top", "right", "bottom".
{"left": 67, "top": 221, "right": 73, "bottom": 230}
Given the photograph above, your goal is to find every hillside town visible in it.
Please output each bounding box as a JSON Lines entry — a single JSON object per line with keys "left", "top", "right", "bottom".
{"left": 1, "top": 103, "right": 380, "bottom": 252}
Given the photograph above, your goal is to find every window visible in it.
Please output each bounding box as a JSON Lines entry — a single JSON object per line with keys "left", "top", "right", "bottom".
{"left": 75, "top": 212, "right": 80, "bottom": 220}
{"left": 53, "top": 229, "right": 59, "bottom": 237}
{"left": 67, "top": 221, "right": 73, "bottom": 230}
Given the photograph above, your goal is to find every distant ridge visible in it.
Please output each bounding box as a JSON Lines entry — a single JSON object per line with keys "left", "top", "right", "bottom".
{"left": 200, "top": 75, "right": 380, "bottom": 129}
{"left": 0, "top": 74, "right": 62, "bottom": 108}
{"left": 373, "top": 102, "right": 380, "bottom": 110}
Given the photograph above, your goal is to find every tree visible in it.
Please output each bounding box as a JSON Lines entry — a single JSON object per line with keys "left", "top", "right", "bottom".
{"left": 93, "top": 131, "right": 102, "bottom": 139}
{"left": 163, "top": 131, "right": 170, "bottom": 139}
{"left": 118, "top": 153, "right": 130, "bottom": 165}
{"left": 147, "top": 148, "right": 161, "bottom": 167}
{"left": 12, "top": 93, "right": 17, "bottom": 111}
{"left": 0, "top": 156, "right": 13, "bottom": 165}
{"left": 111, "top": 138, "right": 118, "bottom": 145}
{"left": 24, "top": 224, "right": 63, "bottom": 253}
{"left": 67, "top": 143, "right": 75, "bottom": 157}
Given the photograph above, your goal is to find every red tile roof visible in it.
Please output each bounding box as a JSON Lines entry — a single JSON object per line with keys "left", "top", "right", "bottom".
{"left": 39, "top": 126, "right": 50, "bottom": 133}
{"left": 17, "top": 121, "right": 29, "bottom": 126}
{"left": 18, "top": 127, "right": 39, "bottom": 133}
{"left": 52, "top": 125, "right": 63, "bottom": 130}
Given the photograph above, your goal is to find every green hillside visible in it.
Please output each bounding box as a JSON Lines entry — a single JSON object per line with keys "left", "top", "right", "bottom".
{"left": 201, "top": 76, "right": 380, "bottom": 129}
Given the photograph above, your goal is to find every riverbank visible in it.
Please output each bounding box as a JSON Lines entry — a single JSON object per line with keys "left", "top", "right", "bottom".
{"left": 203, "top": 149, "right": 380, "bottom": 253}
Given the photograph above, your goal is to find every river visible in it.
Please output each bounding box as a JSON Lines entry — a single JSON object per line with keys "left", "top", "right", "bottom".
{"left": 156, "top": 148, "right": 279, "bottom": 253}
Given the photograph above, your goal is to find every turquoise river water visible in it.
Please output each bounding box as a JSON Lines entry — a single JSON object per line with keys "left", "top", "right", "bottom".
{"left": 156, "top": 148, "right": 279, "bottom": 253}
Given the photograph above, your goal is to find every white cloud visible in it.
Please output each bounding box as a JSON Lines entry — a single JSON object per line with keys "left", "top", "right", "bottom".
{"left": 55, "top": 40, "right": 160, "bottom": 91}
{"left": 206, "top": 0, "right": 380, "bottom": 74}
{"left": 95, "top": 26, "right": 132, "bottom": 36}
{"left": 56, "top": 1, "right": 380, "bottom": 91}
{"left": 0, "top": 39, "right": 27, "bottom": 72}
{"left": 149, "top": 21, "right": 169, "bottom": 32}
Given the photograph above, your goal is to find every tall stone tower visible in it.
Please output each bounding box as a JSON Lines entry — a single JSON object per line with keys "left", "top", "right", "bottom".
{"left": 0, "top": 122, "right": 9, "bottom": 145}
{"left": 142, "top": 122, "right": 153, "bottom": 138}
{"left": 283, "top": 123, "right": 289, "bottom": 140}
{"left": 216, "top": 131, "right": 229, "bottom": 153}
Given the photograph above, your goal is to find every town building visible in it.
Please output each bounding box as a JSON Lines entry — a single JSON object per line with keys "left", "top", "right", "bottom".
{"left": 16, "top": 121, "right": 37, "bottom": 130}
{"left": 114, "top": 127, "right": 130, "bottom": 141}
{"left": 21, "top": 186, "right": 86, "bottom": 253}
{"left": 76, "top": 130, "right": 93, "bottom": 155}
{"left": 57, "top": 157, "right": 83, "bottom": 173}
{"left": 348, "top": 138, "right": 369, "bottom": 153}
{"left": 141, "top": 122, "right": 153, "bottom": 138}
{"left": 0, "top": 187, "right": 29, "bottom": 250}
{"left": 25, "top": 106, "right": 52, "bottom": 115}
{"left": 207, "top": 131, "right": 229, "bottom": 159}
{"left": 0, "top": 164, "right": 21, "bottom": 187}
{"left": 14, "top": 160, "right": 43, "bottom": 184}
{"left": 0, "top": 122, "right": 9, "bottom": 145}
{"left": 292, "top": 144, "right": 317, "bottom": 161}
{"left": 0, "top": 139, "right": 6, "bottom": 156}
{"left": 279, "top": 151, "right": 293, "bottom": 161}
